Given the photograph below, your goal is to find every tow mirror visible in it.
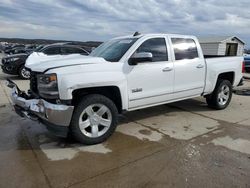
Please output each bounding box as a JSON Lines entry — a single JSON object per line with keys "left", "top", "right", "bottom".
{"left": 128, "top": 52, "right": 153, "bottom": 65}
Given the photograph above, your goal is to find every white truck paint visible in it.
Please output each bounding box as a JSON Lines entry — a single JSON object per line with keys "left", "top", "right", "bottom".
{"left": 26, "top": 52, "right": 88, "bottom": 67}
{"left": 26, "top": 34, "right": 243, "bottom": 111}
{"left": 8, "top": 33, "right": 244, "bottom": 144}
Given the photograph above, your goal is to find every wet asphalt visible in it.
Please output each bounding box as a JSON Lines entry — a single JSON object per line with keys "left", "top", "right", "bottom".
{"left": 0, "top": 53, "right": 250, "bottom": 188}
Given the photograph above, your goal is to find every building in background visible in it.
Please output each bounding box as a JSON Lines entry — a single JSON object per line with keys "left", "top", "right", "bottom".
{"left": 198, "top": 36, "right": 245, "bottom": 56}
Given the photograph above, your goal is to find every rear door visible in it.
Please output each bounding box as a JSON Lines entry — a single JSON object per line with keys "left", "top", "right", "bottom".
{"left": 170, "top": 37, "right": 205, "bottom": 99}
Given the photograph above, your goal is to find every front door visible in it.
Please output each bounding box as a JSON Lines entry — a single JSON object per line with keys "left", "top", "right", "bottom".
{"left": 126, "top": 37, "right": 174, "bottom": 109}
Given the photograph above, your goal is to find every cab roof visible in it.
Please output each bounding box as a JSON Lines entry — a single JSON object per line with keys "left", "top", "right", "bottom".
{"left": 113, "top": 33, "right": 196, "bottom": 40}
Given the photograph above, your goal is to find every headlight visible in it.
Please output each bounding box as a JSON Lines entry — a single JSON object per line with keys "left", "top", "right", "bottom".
{"left": 37, "top": 73, "right": 59, "bottom": 99}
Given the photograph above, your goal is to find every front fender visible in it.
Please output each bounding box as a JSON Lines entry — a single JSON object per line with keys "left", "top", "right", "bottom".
{"left": 57, "top": 72, "right": 128, "bottom": 110}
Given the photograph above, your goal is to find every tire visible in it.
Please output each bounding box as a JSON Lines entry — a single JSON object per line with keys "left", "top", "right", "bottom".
{"left": 70, "top": 94, "right": 118, "bottom": 145}
{"left": 18, "top": 65, "right": 30, "bottom": 79}
{"left": 206, "top": 79, "right": 232, "bottom": 110}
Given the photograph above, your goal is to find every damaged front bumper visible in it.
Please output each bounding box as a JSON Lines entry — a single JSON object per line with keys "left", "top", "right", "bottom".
{"left": 6, "top": 79, "right": 74, "bottom": 137}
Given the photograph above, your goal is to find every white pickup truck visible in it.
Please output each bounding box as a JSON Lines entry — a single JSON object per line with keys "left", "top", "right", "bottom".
{"left": 7, "top": 33, "right": 244, "bottom": 145}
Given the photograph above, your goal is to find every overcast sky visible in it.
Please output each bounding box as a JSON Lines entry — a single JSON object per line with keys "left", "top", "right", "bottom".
{"left": 1, "top": 0, "right": 250, "bottom": 47}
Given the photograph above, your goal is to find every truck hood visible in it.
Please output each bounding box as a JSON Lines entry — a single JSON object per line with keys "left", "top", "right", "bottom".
{"left": 25, "top": 53, "right": 107, "bottom": 72}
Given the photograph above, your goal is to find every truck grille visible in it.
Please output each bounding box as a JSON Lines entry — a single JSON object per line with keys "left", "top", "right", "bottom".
{"left": 30, "top": 71, "right": 38, "bottom": 93}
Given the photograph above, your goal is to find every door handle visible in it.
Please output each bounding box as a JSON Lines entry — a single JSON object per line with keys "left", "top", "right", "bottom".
{"left": 196, "top": 64, "right": 204, "bottom": 68}
{"left": 162, "top": 67, "right": 173, "bottom": 72}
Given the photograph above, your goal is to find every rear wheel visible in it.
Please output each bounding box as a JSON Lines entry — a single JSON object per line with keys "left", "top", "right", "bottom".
{"left": 18, "top": 65, "right": 30, "bottom": 79}
{"left": 206, "top": 79, "right": 232, "bottom": 110}
{"left": 70, "top": 94, "right": 118, "bottom": 145}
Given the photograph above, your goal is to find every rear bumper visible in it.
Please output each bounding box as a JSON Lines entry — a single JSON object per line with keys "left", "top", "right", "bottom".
{"left": 8, "top": 83, "right": 74, "bottom": 137}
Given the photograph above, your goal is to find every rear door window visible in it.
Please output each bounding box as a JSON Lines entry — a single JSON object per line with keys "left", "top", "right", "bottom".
{"left": 171, "top": 38, "right": 199, "bottom": 60}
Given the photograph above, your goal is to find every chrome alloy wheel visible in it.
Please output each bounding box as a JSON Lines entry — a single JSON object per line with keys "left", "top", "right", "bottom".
{"left": 21, "top": 67, "right": 30, "bottom": 79}
{"left": 78, "top": 104, "right": 112, "bottom": 138}
{"left": 218, "top": 85, "right": 230, "bottom": 106}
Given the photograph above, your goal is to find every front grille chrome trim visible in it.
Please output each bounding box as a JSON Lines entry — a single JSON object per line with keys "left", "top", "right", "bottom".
{"left": 29, "top": 71, "right": 40, "bottom": 94}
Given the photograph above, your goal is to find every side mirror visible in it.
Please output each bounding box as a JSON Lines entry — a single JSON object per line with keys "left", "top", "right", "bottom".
{"left": 128, "top": 52, "right": 153, "bottom": 65}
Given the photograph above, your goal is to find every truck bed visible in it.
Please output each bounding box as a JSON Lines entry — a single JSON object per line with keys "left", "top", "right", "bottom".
{"left": 203, "top": 56, "right": 243, "bottom": 94}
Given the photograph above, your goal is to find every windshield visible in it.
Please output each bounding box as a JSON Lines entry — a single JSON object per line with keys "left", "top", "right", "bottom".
{"left": 90, "top": 38, "right": 138, "bottom": 62}
{"left": 34, "top": 45, "right": 44, "bottom": 52}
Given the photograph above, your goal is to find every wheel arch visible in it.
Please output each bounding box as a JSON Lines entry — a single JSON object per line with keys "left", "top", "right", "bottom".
{"left": 217, "top": 72, "right": 235, "bottom": 85}
{"left": 72, "top": 86, "right": 123, "bottom": 113}
{"left": 17, "top": 62, "right": 25, "bottom": 72}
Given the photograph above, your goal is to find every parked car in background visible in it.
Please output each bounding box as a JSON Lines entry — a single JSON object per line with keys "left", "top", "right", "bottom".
{"left": 8, "top": 44, "right": 38, "bottom": 55}
{"left": 244, "top": 54, "right": 250, "bottom": 72}
{"left": 11, "top": 46, "right": 26, "bottom": 54}
{"left": 38, "top": 43, "right": 89, "bottom": 56}
{"left": 25, "top": 43, "right": 89, "bottom": 67}
{"left": 33, "top": 45, "right": 44, "bottom": 52}
{"left": 25, "top": 45, "right": 38, "bottom": 53}
{"left": 0, "top": 43, "right": 5, "bottom": 53}
{"left": 1, "top": 43, "right": 89, "bottom": 79}
{"left": 1, "top": 53, "right": 30, "bottom": 79}
{"left": 1, "top": 45, "right": 12, "bottom": 53}
{"left": 4, "top": 44, "right": 25, "bottom": 54}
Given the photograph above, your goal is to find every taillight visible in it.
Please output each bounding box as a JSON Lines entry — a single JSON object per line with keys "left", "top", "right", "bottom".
{"left": 242, "top": 61, "right": 245, "bottom": 73}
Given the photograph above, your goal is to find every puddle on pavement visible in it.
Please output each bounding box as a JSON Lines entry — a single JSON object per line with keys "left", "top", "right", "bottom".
{"left": 0, "top": 104, "right": 6, "bottom": 108}
{"left": 38, "top": 135, "right": 112, "bottom": 161}
{"left": 37, "top": 113, "right": 229, "bottom": 161}
{"left": 138, "top": 112, "right": 220, "bottom": 140}
{"left": 40, "top": 142, "right": 80, "bottom": 161}
{"left": 115, "top": 112, "right": 221, "bottom": 142}
{"left": 211, "top": 136, "right": 250, "bottom": 155}
{"left": 116, "top": 123, "right": 163, "bottom": 142}
{"left": 39, "top": 134, "right": 50, "bottom": 143}
{"left": 38, "top": 121, "right": 165, "bottom": 161}
{"left": 78, "top": 144, "right": 111, "bottom": 153}
{"left": 211, "top": 129, "right": 224, "bottom": 134}
{"left": 184, "top": 144, "right": 201, "bottom": 158}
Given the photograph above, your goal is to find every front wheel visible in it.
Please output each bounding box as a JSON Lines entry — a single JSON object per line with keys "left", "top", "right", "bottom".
{"left": 70, "top": 94, "right": 118, "bottom": 145}
{"left": 19, "top": 65, "right": 31, "bottom": 79}
{"left": 206, "top": 79, "right": 232, "bottom": 110}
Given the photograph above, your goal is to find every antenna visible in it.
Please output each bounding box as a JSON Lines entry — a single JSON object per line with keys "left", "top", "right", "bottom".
{"left": 133, "top": 31, "right": 141, "bottom": 36}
